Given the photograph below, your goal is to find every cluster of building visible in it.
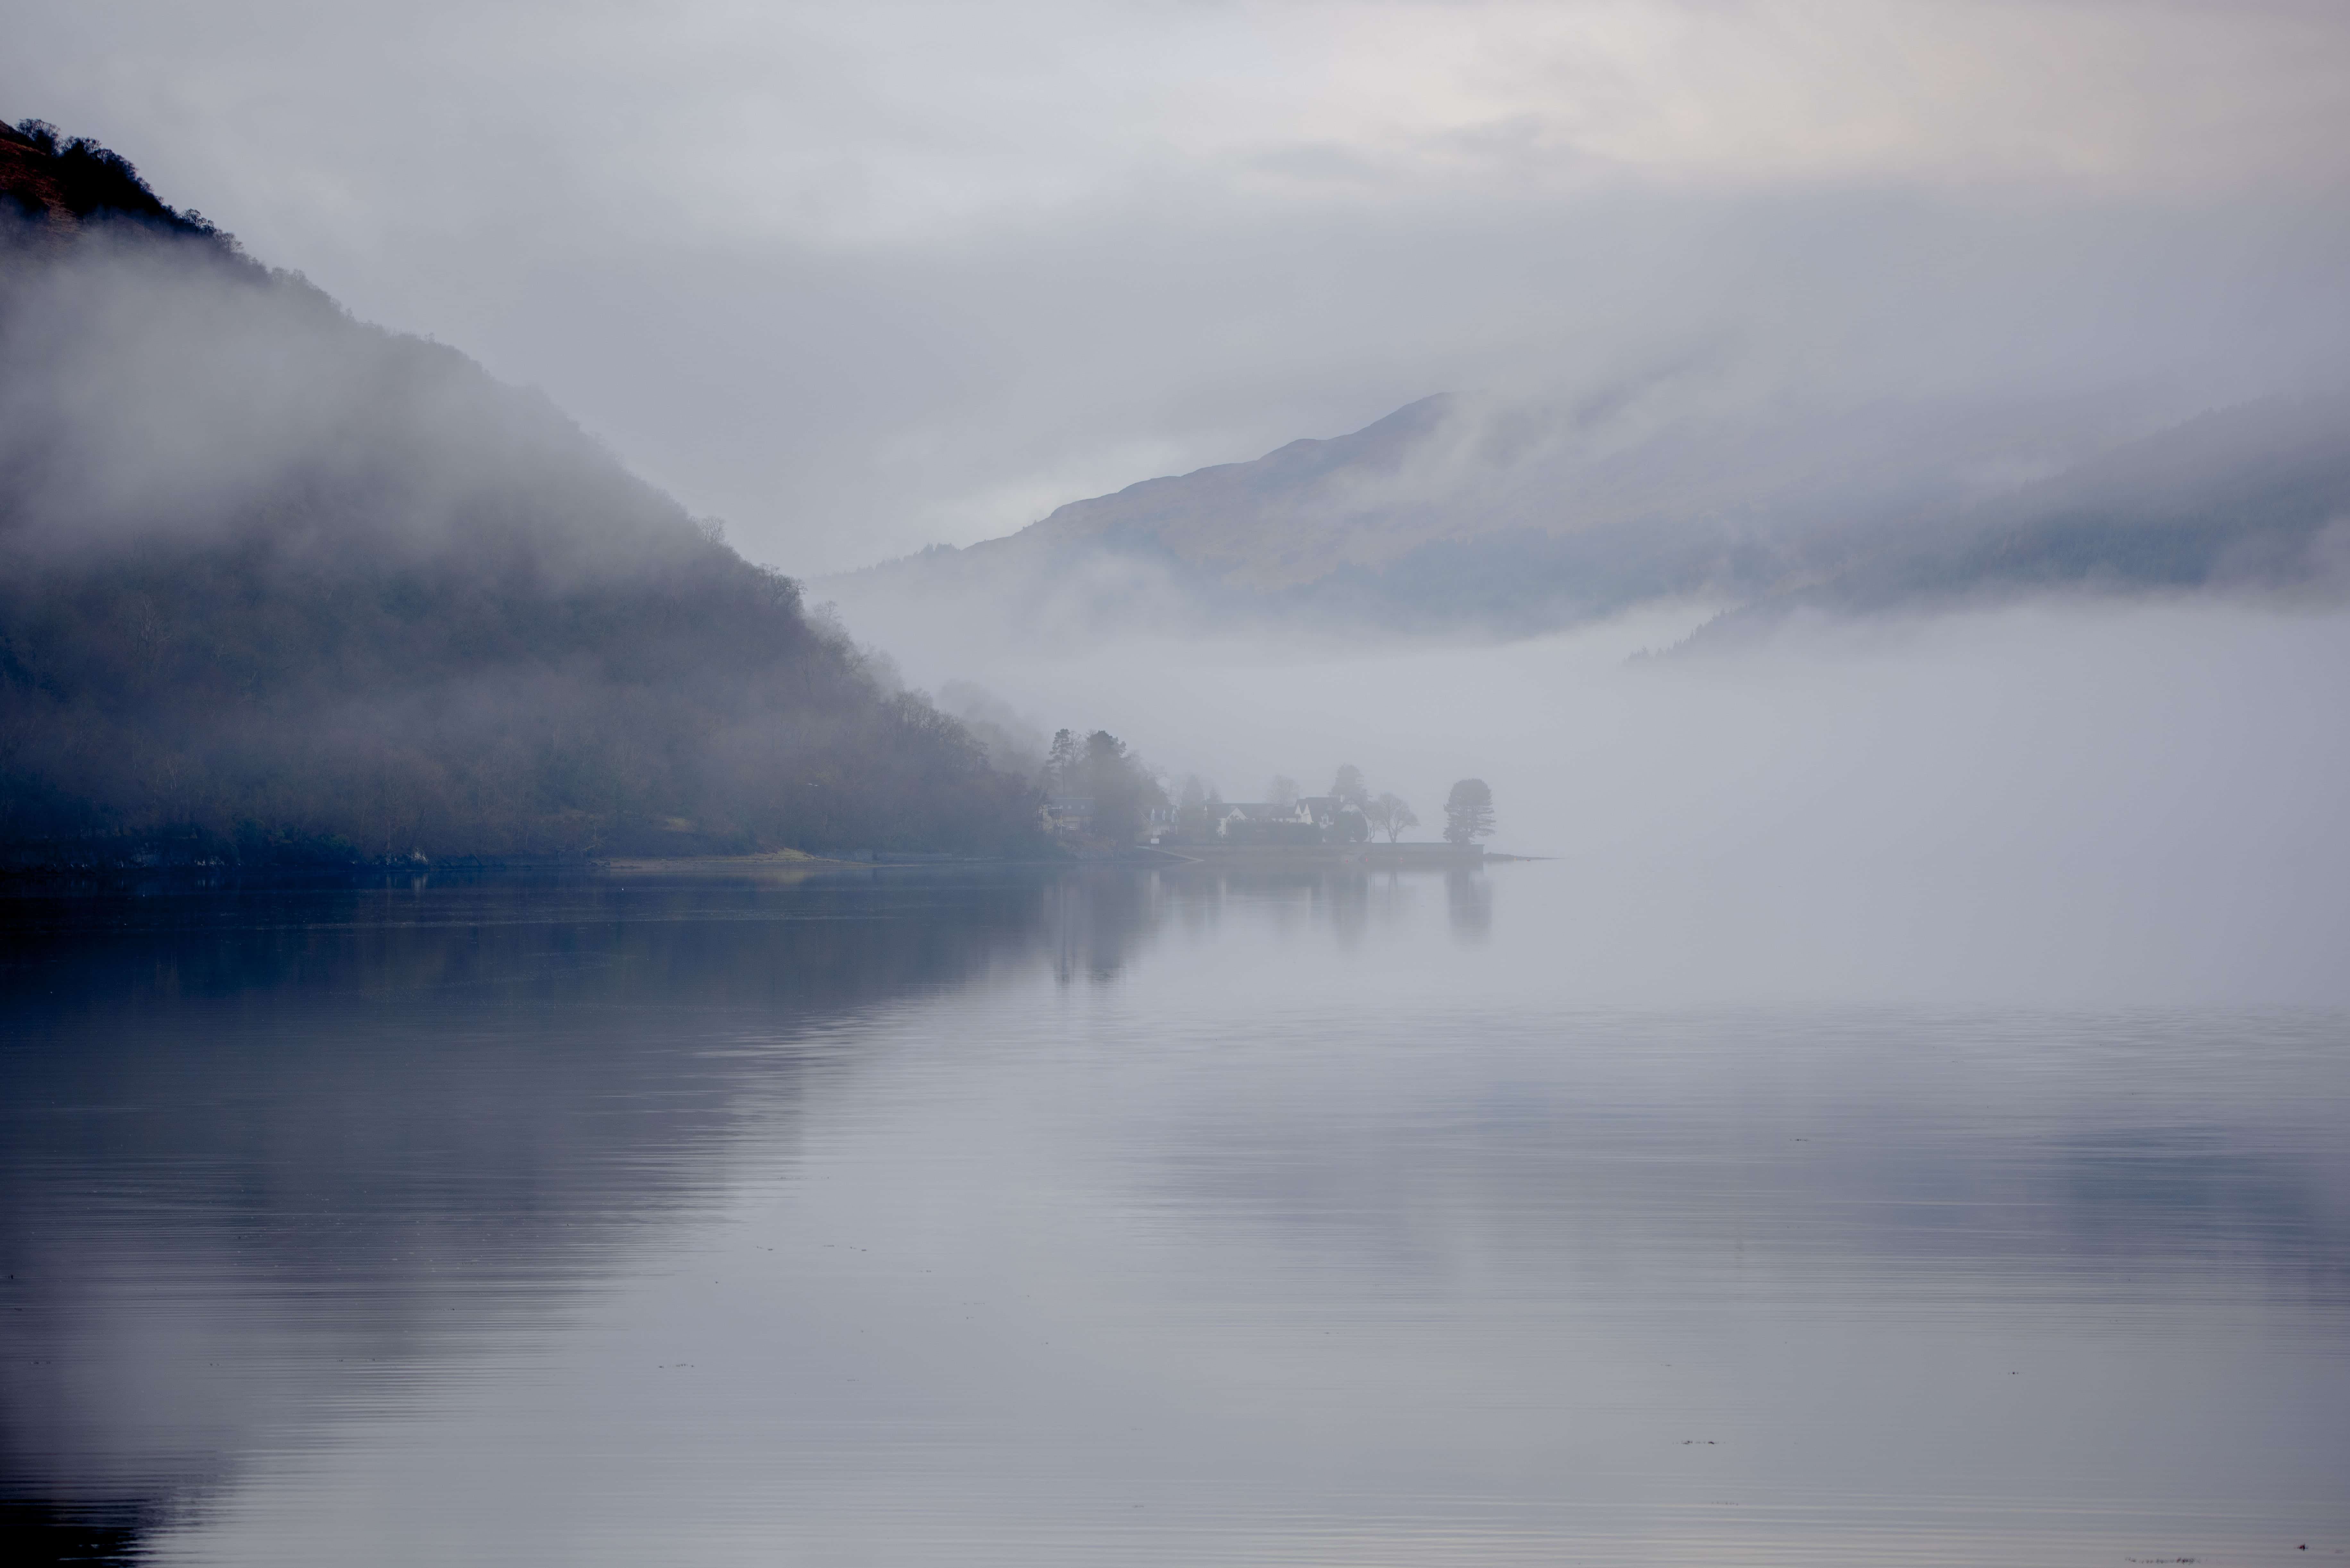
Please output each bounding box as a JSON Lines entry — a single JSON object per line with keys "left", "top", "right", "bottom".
{"left": 1040, "top": 794, "right": 1369, "bottom": 846}
{"left": 1195, "top": 795, "right": 1369, "bottom": 844}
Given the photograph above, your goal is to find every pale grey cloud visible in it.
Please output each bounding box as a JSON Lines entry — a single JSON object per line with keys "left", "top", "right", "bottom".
{"left": 5, "top": 0, "right": 2347, "bottom": 572}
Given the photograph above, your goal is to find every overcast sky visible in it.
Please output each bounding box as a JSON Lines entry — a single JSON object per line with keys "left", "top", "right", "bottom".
{"left": 9, "top": 0, "right": 2350, "bottom": 573}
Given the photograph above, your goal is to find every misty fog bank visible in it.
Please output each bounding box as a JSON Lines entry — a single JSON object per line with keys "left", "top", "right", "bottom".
{"left": 19, "top": 0, "right": 2350, "bottom": 578}
{"left": 827, "top": 371, "right": 2350, "bottom": 650}
{"left": 0, "top": 124, "right": 1036, "bottom": 865}
{"left": 845, "top": 596, "right": 2350, "bottom": 1004}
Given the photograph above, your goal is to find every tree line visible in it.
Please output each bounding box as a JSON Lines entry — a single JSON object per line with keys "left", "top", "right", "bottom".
{"left": 1033, "top": 742, "right": 1496, "bottom": 850}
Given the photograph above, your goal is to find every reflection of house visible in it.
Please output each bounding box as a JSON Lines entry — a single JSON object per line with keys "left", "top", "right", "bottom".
{"left": 1040, "top": 796, "right": 1094, "bottom": 838}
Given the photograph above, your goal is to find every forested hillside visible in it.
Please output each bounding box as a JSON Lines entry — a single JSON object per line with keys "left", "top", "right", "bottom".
{"left": 0, "top": 120, "right": 1038, "bottom": 867}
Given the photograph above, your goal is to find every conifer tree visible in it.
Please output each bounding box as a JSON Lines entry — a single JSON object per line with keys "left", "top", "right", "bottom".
{"left": 1442, "top": 779, "right": 1495, "bottom": 845}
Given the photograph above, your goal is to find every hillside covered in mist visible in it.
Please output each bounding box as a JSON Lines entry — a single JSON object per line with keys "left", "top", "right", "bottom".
{"left": 0, "top": 121, "right": 1038, "bottom": 868}
{"left": 832, "top": 375, "right": 2350, "bottom": 644}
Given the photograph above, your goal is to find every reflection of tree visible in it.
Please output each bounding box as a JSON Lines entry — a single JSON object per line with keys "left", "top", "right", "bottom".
{"left": 1048, "top": 868, "right": 1163, "bottom": 984}
{"left": 0, "top": 1500, "right": 146, "bottom": 1566}
{"left": 1325, "top": 868, "right": 1370, "bottom": 949}
{"left": 1445, "top": 867, "right": 1493, "bottom": 942}
{"left": 0, "top": 860, "right": 1484, "bottom": 1551}
{"left": 1152, "top": 864, "right": 1437, "bottom": 953}
{"left": 0, "top": 872, "right": 1061, "bottom": 1530}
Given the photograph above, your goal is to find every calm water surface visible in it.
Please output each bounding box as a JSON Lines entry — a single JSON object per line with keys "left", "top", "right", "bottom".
{"left": 3, "top": 864, "right": 2346, "bottom": 1565}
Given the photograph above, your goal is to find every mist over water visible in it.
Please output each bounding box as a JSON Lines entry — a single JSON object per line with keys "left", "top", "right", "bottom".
{"left": 840, "top": 595, "right": 2350, "bottom": 1005}
{"left": 4, "top": 867, "right": 2346, "bottom": 1565}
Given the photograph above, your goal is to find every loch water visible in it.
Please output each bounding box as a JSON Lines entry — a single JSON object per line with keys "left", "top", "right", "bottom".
{"left": 3, "top": 863, "right": 2346, "bottom": 1566}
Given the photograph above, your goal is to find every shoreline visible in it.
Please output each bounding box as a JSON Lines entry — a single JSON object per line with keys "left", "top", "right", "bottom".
{"left": 1, "top": 843, "right": 1538, "bottom": 894}
{"left": 1149, "top": 843, "right": 1503, "bottom": 866}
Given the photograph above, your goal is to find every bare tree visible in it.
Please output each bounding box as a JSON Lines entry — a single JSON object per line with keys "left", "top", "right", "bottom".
{"left": 1364, "top": 792, "right": 1417, "bottom": 843}
{"left": 1267, "top": 775, "right": 1299, "bottom": 809}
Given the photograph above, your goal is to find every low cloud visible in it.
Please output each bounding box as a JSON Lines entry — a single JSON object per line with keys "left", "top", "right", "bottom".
{"left": 10, "top": 1, "right": 2350, "bottom": 572}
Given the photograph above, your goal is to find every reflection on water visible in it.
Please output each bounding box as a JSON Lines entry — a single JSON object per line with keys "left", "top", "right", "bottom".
{"left": 2, "top": 864, "right": 2346, "bottom": 1565}
{"left": 1445, "top": 866, "right": 1492, "bottom": 942}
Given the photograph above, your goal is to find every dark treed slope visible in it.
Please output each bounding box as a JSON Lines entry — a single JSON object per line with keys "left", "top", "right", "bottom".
{"left": 1681, "top": 388, "right": 2350, "bottom": 647}
{"left": 834, "top": 378, "right": 2350, "bottom": 642}
{"left": 1815, "top": 389, "right": 2350, "bottom": 602}
{"left": 0, "top": 121, "right": 1038, "bottom": 866}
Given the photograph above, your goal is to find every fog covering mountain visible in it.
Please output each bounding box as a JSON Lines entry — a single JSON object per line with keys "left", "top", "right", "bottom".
{"left": 830, "top": 374, "right": 2350, "bottom": 645}
{"left": 0, "top": 122, "right": 1037, "bottom": 868}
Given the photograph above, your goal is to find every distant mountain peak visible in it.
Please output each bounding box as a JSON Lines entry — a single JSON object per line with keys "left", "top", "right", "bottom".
{"left": 832, "top": 379, "right": 2350, "bottom": 643}
{"left": 958, "top": 393, "right": 1449, "bottom": 591}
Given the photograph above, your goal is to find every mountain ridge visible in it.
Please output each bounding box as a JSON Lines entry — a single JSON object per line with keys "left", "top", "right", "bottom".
{"left": 832, "top": 378, "right": 2350, "bottom": 642}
